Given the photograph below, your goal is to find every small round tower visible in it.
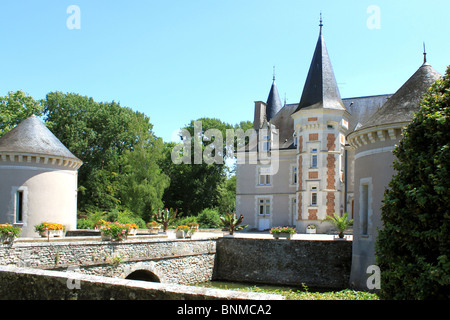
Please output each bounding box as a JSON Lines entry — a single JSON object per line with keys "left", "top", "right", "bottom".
{"left": 347, "top": 61, "right": 441, "bottom": 289}
{"left": 0, "top": 115, "right": 83, "bottom": 237}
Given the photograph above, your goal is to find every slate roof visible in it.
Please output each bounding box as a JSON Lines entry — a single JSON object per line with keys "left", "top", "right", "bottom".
{"left": 358, "top": 63, "right": 441, "bottom": 130}
{"left": 269, "top": 94, "right": 391, "bottom": 150}
{"left": 266, "top": 79, "right": 283, "bottom": 122}
{"left": 343, "top": 94, "right": 392, "bottom": 131}
{"left": 270, "top": 103, "right": 297, "bottom": 149}
{"left": 294, "top": 27, "right": 346, "bottom": 112}
{"left": 0, "top": 114, "right": 81, "bottom": 162}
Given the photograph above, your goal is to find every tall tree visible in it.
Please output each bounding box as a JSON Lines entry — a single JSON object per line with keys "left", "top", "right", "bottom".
{"left": 376, "top": 66, "right": 450, "bottom": 299}
{"left": 119, "top": 112, "right": 169, "bottom": 221}
{"left": 43, "top": 92, "right": 168, "bottom": 219}
{"left": 0, "top": 90, "right": 42, "bottom": 137}
{"left": 160, "top": 118, "right": 252, "bottom": 216}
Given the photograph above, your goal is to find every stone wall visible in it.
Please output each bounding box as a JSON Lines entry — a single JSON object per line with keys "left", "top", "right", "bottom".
{"left": 214, "top": 238, "right": 352, "bottom": 289}
{"left": 0, "top": 238, "right": 217, "bottom": 284}
{"left": 0, "top": 266, "right": 283, "bottom": 300}
{"left": 1, "top": 236, "right": 353, "bottom": 295}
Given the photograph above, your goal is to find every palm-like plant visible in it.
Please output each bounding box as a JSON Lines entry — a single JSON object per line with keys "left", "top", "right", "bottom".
{"left": 154, "top": 208, "right": 178, "bottom": 232}
{"left": 219, "top": 212, "right": 248, "bottom": 235}
{"left": 322, "top": 212, "right": 353, "bottom": 238}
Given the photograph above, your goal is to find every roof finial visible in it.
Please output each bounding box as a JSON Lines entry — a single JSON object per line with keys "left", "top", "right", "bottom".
{"left": 319, "top": 12, "right": 323, "bottom": 32}
{"left": 273, "top": 65, "right": 276, "bottom": 81}
{"left": 423, "top": 42, "right": 427, "bottom": 64}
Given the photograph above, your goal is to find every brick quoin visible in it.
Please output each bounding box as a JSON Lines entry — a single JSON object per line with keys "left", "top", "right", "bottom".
{"left": 326, "top": 133, "right": 336, "bottom": 216}
{"left": 327, "top": 133, "right": 335, "bottom": 151}
{"left": 298, "top": 136, "right": 303, "bottom": 153}
{"left": 297, "top": 193, "right": 302, "bottom": 219}
{"left": 327, "top": 154, "right": 335, "bottom": 189}
{"left": 326, "top": 192, "right": 335, "bottom": 216}
{"left": 297, "top": 155, "right": 302, "bottom": 191}
{"left": 309, "top": 133, "right": 318, "bottom": 141}
{"left": 308, "top": 208, "right": 318, "bottom": 220}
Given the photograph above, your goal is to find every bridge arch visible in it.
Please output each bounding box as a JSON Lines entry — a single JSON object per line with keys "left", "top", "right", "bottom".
{"left": 125, "top": 269, "right": 160, "bottom": 282}
{"left": 120, "top": 262, "right": 165, "bottom": 283}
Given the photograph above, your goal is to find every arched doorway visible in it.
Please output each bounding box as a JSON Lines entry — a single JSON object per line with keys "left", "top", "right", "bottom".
{"left": 125, "top": 270, "right": 160, "bottom": 282}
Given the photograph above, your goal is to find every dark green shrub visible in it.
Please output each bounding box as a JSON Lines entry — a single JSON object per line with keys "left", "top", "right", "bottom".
{"left": 376, "top": 66, "right": 450, "bottom": 299}
{"left": 197, "top": 208, "right": 221, "bottom": 228}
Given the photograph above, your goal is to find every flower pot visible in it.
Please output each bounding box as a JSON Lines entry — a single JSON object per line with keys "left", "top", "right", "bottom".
{"left": 128, "top": 228, "right": 138, "bottom": 236}
{"left": 176, "top": 230, "right": 186, "bottom": 239}
{"left": 273, "top": 232, "right": 292, "bottom": 240}
{"left": 40, "top": 229, "right": 64, "bottom": 238}
{"left": 101, "top": 233, "right": 127, "bottom": 241}
{"left": 306, "top": 228, "right": 316, "bottom": 234}
{"left": 1, "top": 236, "right": 15, "bottom": 244}
{"left": 101, "top": 233, "right": 113, "bottom": 241}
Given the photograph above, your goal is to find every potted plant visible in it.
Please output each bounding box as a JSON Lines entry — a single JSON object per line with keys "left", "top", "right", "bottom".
{"left": 125, "top": 223, "right": 139, "bottom": 236}
{"left": 322, "top": 212, "right": 353, "bottom": 239}
{"left": 306, "top": 224, "right": 316, "bottom": 234}
{"left": 176, "top": 225, "right": 191, "bottom": 239}
{"left": 99, "top": 222, "right": 131, "bottom": 241}
{"left": 270, "top": 226, "right": 296, "bottom": 239}
{"left": 34, "top": 222, "right": 65, "bottom": 238}
{"left": 187, "top": 222, "right": 199, "bottom": 232}
{"left": 218, "top": 212, "right": 248, "bottom": 235}
{"left": 146, "top": 221, "right": 161, "bottom": 234}
{"left": 94, "top": 219, "right": 108, "bottom": 231}
{"left": 154, "top": 208, "right": 178, "bottom": 232}
{"left": 0, "top": 223, "right": 21, "bottom": 244}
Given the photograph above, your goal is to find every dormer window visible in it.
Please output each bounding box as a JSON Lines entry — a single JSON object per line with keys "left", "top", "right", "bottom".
{"left": 262, "top": 135, "right": 270, "bottom": 152}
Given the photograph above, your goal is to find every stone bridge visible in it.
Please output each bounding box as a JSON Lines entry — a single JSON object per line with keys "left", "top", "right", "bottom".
{"left": 1, "top": 232, "right": 353, "bottom": 290}
{"left": 0, "top": 234, "right": 218, "bottom": 285}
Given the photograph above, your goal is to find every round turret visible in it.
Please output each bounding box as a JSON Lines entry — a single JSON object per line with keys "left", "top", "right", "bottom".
{"left": 0, "top": 115, "right": 83, "bottom": 237}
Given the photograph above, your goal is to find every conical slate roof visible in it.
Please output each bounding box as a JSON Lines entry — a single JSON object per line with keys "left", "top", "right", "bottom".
{"left": 0, "top": 114, "right": 81, "bottom": 162}
{"left": 295, "top": 26, "right": 345, "bottom": 112}
{"left": 359, "top": 63, "right": 441, "bottom": 130}
{"left": 266, "top": 78, "right": 282, "bottom": 122}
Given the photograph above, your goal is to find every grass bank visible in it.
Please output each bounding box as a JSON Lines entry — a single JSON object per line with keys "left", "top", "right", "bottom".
{"left": 193, "top": 281, "right": 379, "bottom": 300}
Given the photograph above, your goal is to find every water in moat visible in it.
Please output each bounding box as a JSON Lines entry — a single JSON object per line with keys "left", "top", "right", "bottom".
{"left": 192, "top": 280, "right": 339, "bottom": 293}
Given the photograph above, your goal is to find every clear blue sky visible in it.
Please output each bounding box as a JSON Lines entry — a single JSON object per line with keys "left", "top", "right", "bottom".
{"left": 0, "top": 0, "right": 449, "bottom": 142}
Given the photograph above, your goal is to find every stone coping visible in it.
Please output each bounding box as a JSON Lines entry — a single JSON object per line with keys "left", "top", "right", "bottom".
{"left": 7, "top": 231, "right": 352, "bottom": 247}
{"left": 0, "top": 265, "right": 284, "bottom": 300}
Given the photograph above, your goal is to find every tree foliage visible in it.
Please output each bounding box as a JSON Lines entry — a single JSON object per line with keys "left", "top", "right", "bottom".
{"left": 0, "top": 90, "right": 42, "bottom": 137}
{"left": 42, "top": 92, "right": 168, "bottom": 219}
{"left": 1, "top": 90, "right": 250, "bottom": 225}
{"left": 160, "top": 118, "right": 252, "bottom": 216}
{"left": 376, "top": 66, "right": 450, "bottom": 299}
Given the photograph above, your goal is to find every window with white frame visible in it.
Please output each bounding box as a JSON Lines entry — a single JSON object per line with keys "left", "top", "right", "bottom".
{"left": 259, "top": 174, "right": 271, "bottom": 185}
{"left": 258, "top": 198, "right": 271, "bottom": 215}
{"left": 291, "top": 197, "right": 297, "bottom": 223}
{"left": 361, "top": 184, "right": 369, "bottom": 235}
{"left": 15, "top": 190, "right": 24, "bottom": 223}
{"left": 292, "top": 166, "right": 297, "bottom": 185}
{"left": 359, "top": 178, "right": 372, "bottom": 236}
{"left": 262, "top": 135, "right": 270, "bottom": 152}
{"left": 311, "top": 148, "right": 318, "bottom": 168}
{"left": 311, "top": 186, "right": 318, "bottom": 206}
{"left": 258, "top": 167, "right": 272, "bottom": 186}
